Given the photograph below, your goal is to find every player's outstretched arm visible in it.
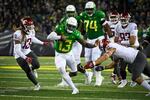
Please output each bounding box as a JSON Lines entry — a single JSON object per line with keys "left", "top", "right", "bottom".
{"left": 47, "top": 31, "right": 67, "bottom": 41}
{"left": 78, "top": 39, "right": 99, "bottom": 48}
{"left": 95, "top": 48, "right": 116, "bottom": 65}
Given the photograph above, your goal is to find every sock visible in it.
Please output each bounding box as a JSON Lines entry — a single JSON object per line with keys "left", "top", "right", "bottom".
{"left": 27, "top": 71, "right": 38, "bottom": 85}
{"left": 59, "top": 68, "right": 76, "bottom": 90}
{"left": 63, "top": 73, "right": 76, "bottom": 90}
{"left": 84, "top": 71, "right": 89, "bottom": 77}
{"left": 141, "top": 80, "right": 150, "bottom": 91}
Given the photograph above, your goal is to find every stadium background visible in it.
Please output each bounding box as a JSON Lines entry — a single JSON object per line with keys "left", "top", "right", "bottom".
{"left": 0, "top": 0, "right": 150, "bottom": 56}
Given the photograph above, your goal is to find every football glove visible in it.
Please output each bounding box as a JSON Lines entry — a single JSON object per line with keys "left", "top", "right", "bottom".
{"left": 84, "top": 61, "right": 95, "bottom": 69}
{"left": 25, "top": 57, "right": 32, "bottom": 64}
{"left": 95, "top": 66, "right": 105, "bottom": 71}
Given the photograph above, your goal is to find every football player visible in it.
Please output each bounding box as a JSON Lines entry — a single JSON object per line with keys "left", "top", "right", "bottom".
{"left": 77, "top": 1, "right": 112, "bottom": 86}
{"left": 13, "top": 17, "right": 48, "bottom": 90}
{"left": 84, "top": 39, "right": 150, "bottom": 96}
{"left": 114, "top": 12, "right": 139, "bottom": 88}
{"left": 56, "top": 5, "right": 93, "bottom": 86}
{"left": 47, "top": 17, "right": 99, "bottom": 94}
{"left": 107, "top": 11, "right": 121, "bottom": 84}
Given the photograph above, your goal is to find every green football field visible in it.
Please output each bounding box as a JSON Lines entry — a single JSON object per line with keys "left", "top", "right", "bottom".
{"left": 0, "top": 56, "right": 149, "bottom": 100}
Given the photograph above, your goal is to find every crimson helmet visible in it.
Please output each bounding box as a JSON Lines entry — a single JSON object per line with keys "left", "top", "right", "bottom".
{"left": 109, "top": 11, "right": 119, "bottom": 24}
{"left": 120, "top": 12, "right": 131, "bottom": 27}
{"left": 21, "top": 17, "right": 35, "bottom": 34}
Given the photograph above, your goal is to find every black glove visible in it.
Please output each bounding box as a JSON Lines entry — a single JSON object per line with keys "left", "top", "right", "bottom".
{"left": 95, "top": 66, "right": 105, "bottom": 71}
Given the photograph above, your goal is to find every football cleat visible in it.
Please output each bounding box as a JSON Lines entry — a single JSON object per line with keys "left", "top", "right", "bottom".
{"left": 145, "top": 92, "right": 150, "bottom": 96}
{"left": 130, "top": 81, "right": 137, "bottom": 87}
{"left": 33, "top": 70, "right": 38, "bottom": 78}
{"left": 34, "top": 83, "right": 40, "bottom": 91}
{"left": 72, "top": 88, "right": 79, "bottom": 94}
{"left": 118, "top": 80, "right": 127, "bottom": 88}
{"left": 85, "top": 72, "right": 93, "bottom": 85}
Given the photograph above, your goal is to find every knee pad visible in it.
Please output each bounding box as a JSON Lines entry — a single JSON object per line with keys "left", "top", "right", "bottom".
{"left": 77, "top": 64, "right": 85, "bottom": 73}
{"left": 69, "top": 71, "right": 77, "bottom": 77}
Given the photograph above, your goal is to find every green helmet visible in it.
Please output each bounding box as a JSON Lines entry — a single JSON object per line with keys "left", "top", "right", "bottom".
{"left": 85, "top": 1, "right": 96, "bottom": 16}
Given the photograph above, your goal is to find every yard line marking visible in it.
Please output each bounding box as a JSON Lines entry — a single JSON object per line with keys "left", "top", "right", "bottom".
{"left": 0, "top": 94, "right": 137, "bottom": 100}
{"left": 0, "top": 86, "right": 147, "bottom": 94}
{"left": 0, "top": 66, "right": 113, "bottom": 71}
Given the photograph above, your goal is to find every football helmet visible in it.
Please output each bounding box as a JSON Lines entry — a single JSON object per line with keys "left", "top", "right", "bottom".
{"left": 120, "top": 12, "right": 131, "bottom": 27}
{"left": 99, "top": 38, "right": 110, "bottom": 49}
{"left": 66, "top": 5, "right": 76, "bottom": 17}
{"left": 21, "top": 17, "right": 35, "bottom": 34}
{"left": 85, "top": 1, "right": 96, "bottom": 16}
{"left": 66, "top": 17, "right": 77, "bottom": 33}
{"left": 109, "top": 11, "right": 119, "bottom": 24}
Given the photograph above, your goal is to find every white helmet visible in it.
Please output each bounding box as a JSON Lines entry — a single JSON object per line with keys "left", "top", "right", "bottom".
{"left": 120, "top": 12, "right": 131, "bottom": 27}
{"left": 109, "top": 11, "right": 119, "bottom": 24}
{"left": 66, "top": 5, "right": 76, "bottom": 17}
{"left": 21, "top": 17, "right": 35, "bottom": 35}
{"left": 66, "top": 17, "right": 77, "bottom": 33}
{"left": 85, "top": 1, "right": 96, "bottom": 16}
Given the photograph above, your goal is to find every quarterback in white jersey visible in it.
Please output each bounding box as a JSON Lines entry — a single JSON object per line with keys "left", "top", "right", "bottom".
{"left": 13, "top": 17, "right": 48, "bottom": 90}
{"left": 84, "top": 40, "right": 150, "bottom": 96}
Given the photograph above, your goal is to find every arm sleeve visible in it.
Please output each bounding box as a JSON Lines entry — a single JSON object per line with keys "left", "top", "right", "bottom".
{"left": 32, "top": 37, "right": 43, "bottom": 45}
{"left": 47, "top": 31, "right": 61, "bottom": 40}
{"left": 130, "top": 24, "right": 138, "bottom": 36}
{"left": 14, "top": 44, "right": 27, "bottom": 59}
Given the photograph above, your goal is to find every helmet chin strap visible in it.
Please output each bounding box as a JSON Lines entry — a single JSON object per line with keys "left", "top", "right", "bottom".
{"left": 67, "top": 29, "right": 73, "bottom": 33}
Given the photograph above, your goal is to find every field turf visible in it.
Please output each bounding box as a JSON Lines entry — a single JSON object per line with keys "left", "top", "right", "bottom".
{"left": 0, "top": 56, "right": 150, "bottom": 100}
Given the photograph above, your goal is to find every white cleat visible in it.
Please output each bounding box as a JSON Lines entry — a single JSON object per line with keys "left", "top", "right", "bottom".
{"left": 85, "top": 72, "right": 93, "bottom": 85}
{"left": 34, "top": 83, "right": 40, "bottom": 91}
{"left": 118, "top": 80, "right": 127, "bottom": 88}
{"left": 145, "top": 92, "right": 150, "bottom": 96}
{"left": 57, "top": 81, "right": 69, "bottom": 87}
{"left": 33, "top": 70, "right": 38, "bottom": 78}
{"left": 130, "top": 81, "right": 137, "bottom": 87}
{"left": 94, "top": 76, "right": 104, "bottom": 86}
{"left": 72, "top": 88, "right": 79, "bottom": 94}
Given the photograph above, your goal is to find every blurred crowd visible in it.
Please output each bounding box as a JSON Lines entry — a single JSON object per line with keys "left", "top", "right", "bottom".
{"left": 0, "top": 0, "right": 150, "bottom": 39}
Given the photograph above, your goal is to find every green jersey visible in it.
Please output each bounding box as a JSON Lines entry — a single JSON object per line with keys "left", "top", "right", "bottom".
{"left": 54, "top": 25, "right": 82, "bottom": 53}
{"left": 78, "top": 10, "right": 106, "bottom": 39}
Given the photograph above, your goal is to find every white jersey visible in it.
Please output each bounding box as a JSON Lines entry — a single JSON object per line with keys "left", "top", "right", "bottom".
{"left": 107, "top": 43, "right": 139, "bottom": 63}
{"left": 115, "top": 23, "right": 139, "bottom": 47}
{"left": 107, "top": 21, "right": 121, "bottom": 43}
{"left": 13, "top": 30, "right": 35, "bottom": 59}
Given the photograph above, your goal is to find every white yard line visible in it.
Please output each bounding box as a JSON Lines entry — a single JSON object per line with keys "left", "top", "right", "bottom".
{"left": 0, "top": 94, "right": 137, "bottom": 100}
{"left": 0, "top": 85, "right": 147, "bottom": 94}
